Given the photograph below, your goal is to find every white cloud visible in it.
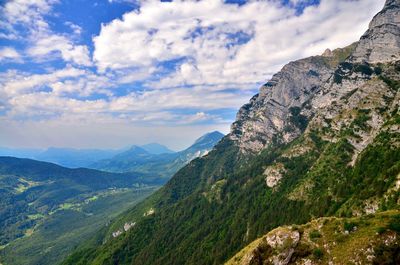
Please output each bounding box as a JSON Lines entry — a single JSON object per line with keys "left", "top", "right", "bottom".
{"left": 0, "top": 47, "right": 21, "bottom": 62}
{"left": 65, "top": 21, "right": 83, "bottom": 36}
{"left": 108, "top": 87, "right": 250, "bottom": 112}
{"left": 1, "top": 0, "right": 55, "bottom": 25}
{"left": 93, "top": 0, "right": 385, "bottom": 89}
{"left": 1, "top": 66, "right": 86, "bottom": 96}
{"left": 1, "top": 0, "right": 92, "bottom": 66}
{"left": 27, "top": 32, "right": 92, "bottom": 66}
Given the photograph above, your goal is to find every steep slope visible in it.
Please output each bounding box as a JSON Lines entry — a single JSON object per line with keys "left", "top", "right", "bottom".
{"left": 62, "top": 1, "right": 400, "bottom": 265}
{"left": 91, "top": 131, "right": 224, "bottom": 178}
{"left": 0, "top": 157, "right": 159, "bottom": 265}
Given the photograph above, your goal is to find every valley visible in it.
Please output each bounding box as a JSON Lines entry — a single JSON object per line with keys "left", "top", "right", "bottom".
{"left": 0, "top": 131, "right": 223, "bottom": 265}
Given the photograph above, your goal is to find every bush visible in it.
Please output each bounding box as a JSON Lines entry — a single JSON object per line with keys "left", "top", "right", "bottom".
{"left": 374, "top": 66, "right": 382, "bottom": 75}
{"left": 309, "top": 230, "right": 322, "bottom": 240}
{"left": 343, "top": 221, "right": 357, "bottom": 232}
{"left": 388, "top": 215, "right": 400, "bottom": 233}
{"left": 354, "top": 64, "right": 373, "bottom": 76}
{"left": 313, "top": 248, "right": 324, "bottom": 259}
{"left": 376, "top": 227, "right": 386, "bottom": 235}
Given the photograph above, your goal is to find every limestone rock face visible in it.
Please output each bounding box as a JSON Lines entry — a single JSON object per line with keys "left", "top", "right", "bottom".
{"left": 229, "top": 0, "right": 400, "bottom": 155}
{"left": 230, "top": 56, "right": 333, "bottom": 153}
{"left": 264, "top": 163, "right": 286, "bottom": 188}
{"left": 350, "top": 0, "right": 400, "bottom": 63}
{"left": 237, "top": 227, "right": 300, "bottom": 265}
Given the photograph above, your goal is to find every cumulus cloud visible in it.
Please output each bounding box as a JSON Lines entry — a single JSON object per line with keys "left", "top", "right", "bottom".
{"left": 94, "top": 0, "right": 385, "bottom": 89}
{"left": 1, "top": 67, "right": 86, "bottom": 96}
{"left": 0, "top": 47, "right": 21, "bottom": 62}
{"left": 5, "top": 84, "right": 249, "bottom": 122}
{"left": 27, "top": 34, "right": 92, "bottom": 66}
{"left": 1, "top": 0, "right": 92, "bottom": 66}
{"left": 65, "top": 21, "right": 83, "bottom": 36}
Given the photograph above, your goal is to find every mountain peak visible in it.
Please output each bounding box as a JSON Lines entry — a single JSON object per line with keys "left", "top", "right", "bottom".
{"left": 140, "top": 143, "right": 174, "bottom": 155}
{"left": 193, "top": 131, "right": 224, "bottom": 146}
{"left": 350, "top": 0, "right": 400, "bottom": 63}
{"left": 122, "top": 145, "right": 149, "bottom": 156}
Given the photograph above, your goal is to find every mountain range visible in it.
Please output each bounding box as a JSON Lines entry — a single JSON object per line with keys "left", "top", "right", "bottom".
{"left": 90, "top": 131, "right": 225, "bottom": 178}
{"left": 0, "top": 144, "right": 171, "bottom": 168}
{"left": 0, "top": 132, "right": 223, "bottom": 176}
{"left": 61, "top": 1, "right": 400, "bottom": 265}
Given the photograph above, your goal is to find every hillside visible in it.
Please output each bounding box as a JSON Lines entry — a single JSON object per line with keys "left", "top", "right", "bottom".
{"left": 0, "top": 157, "right": 160, "bottom": 265}
{"left": 62, "top": 1, "right": 400, "bottom": 265}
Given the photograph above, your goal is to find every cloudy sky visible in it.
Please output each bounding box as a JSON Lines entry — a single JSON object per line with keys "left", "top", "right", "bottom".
{"left": 0, "top": 0, "right": 385, "bottom": 150}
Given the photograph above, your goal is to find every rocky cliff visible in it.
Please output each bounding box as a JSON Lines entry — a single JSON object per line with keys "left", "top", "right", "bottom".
{"left": 230, "top": 0, "right": 399, "bottom": 155}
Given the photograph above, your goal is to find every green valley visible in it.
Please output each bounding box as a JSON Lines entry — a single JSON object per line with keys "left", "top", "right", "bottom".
{"left": 0, "top": 157, "right": 160, "bottom": 265}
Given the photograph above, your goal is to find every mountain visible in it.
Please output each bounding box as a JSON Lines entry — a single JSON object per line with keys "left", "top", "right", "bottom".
{"left": 140, "top": 143, "right": 174, "bottom": 154}
{"left": 34, "top": 147, "right": 121, "bottom": 168}
{"left": 183, "top": 131, "right": 226, "bottom": 154}
{"left": 0, "top": 156, "right": 160, "bottom": 265}
{"left": 63, "top": 1, "right": 399, "bottom": 265}
{"left": 91, "top": 131, "right": 224, "bottom": 178}
{"left": 0, "top": 147, "right": 42, "bottom": 159}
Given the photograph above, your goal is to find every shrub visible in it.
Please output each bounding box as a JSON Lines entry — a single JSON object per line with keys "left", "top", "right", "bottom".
{"left": 309, "top": 230, "right": 322, "bottom": 240}
{"left": 388, "top": 215, "right": 400, "bottom": 233}
{"left": 376, "top": 227, "right": 386, "bottom": 235}
{"left": 344, "top": 221, "right": 357, "bottom": 232}
{"left": 313, "top": 248, "right": 324, "bottom": 259}
{"left": 354, "top": 64, "right": 373, "bottom": 76}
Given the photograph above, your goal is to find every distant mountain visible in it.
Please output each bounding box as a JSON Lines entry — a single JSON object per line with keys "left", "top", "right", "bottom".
{"left": 34, "top": 147, "right": 121, "bottom": 168}
{"left": 0, "top": 156, "right": 159, "bottom": 265}
{"left": 140, "top": 143, "right": 174, "bottom": 154}
{"left": 183, "top": 131, "right": 225, "bottom": 153}
{"left": 91, "top": 131, "right": 224, "bottom": 178}
{"left": 0, "top": 147, "right": 42, "bottom": 159}
{"left": 0, "top": 143, "right": 173, "bottom": 169}
{"left": 107, "top": 145, "right": 150, "bottom": 161}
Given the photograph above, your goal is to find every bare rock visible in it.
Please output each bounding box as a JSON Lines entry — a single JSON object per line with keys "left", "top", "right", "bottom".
{"left": 264, "top": 163, "right": 286, "bottom": 188}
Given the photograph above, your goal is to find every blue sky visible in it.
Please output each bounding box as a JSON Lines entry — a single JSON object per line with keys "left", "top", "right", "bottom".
{"left": 0, "top": 0, "right": 385, "bottom": 149}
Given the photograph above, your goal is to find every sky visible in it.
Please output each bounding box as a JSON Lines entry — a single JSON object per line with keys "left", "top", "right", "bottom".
{"left": 0, "top": 0, "right": 386, "bottom": 150}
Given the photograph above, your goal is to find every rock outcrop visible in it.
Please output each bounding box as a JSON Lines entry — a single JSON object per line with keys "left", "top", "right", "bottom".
{"left": 230, "top": 55, "right": 334, "bottom": 153}
{"left": 226, "top": 212, "right": 400, "bottom": 265}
